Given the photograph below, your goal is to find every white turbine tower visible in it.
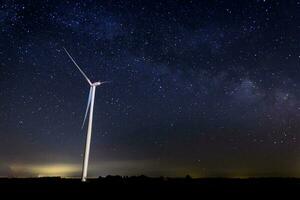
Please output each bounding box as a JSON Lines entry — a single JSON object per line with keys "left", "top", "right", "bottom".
{"left": 63, "top": 47, "right": 109, "bottom": 182}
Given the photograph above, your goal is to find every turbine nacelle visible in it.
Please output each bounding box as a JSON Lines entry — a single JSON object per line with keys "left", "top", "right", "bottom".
{"left": 92, "top": 81, "right": 110, "bottom": 87}
{"left": 92, "top": 82, "right": 101, "bottom": 86}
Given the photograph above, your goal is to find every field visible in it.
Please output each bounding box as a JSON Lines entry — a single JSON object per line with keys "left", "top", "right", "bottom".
{"left": 1, "top": 176, "right": 299, "bottom": 197}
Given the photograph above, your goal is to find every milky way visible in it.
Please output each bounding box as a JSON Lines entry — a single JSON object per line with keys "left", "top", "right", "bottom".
{"left": 0, "top": 0, "right": 300, "bottom": 177}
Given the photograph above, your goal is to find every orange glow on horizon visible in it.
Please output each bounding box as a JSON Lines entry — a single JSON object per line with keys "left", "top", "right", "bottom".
{"left": 10, "top": 164, "right": 80, "bottom": 177}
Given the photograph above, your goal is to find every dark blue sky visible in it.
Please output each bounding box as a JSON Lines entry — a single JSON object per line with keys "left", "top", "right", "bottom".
{"left": 0, "top": 0, "right": 300, "bottom": 177}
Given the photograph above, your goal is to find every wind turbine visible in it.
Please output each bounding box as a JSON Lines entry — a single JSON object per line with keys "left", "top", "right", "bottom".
{"left": 63, "top": 47, "right": 109, "bottom": 182}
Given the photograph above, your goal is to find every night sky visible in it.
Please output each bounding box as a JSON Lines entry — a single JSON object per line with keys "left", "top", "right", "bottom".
{"left": 0, "top": 0, "right": 300, "bottom": 178}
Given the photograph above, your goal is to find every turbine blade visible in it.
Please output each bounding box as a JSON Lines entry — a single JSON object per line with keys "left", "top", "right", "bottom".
{"left": 81, "top": 87, "right": 92, "bottom": 129}
{"left": 100, "top": 81, "right": 112, "bottom": 85}
{"left": 63, "top": 47, "right": 92, "bottom": 86}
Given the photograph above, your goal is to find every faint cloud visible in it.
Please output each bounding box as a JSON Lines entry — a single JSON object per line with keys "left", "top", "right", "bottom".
{"left": 50, "top": 5, "right": 125, "bottom": 40}
{"left": 232, "top": 79, "right": 264, "bottom": 104}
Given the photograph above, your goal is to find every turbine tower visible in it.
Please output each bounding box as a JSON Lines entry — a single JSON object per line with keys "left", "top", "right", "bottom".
{"left": 63, "top": 47, "right": 109, "bottom": 182}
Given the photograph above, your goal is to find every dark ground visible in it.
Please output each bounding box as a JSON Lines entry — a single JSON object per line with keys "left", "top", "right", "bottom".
{"left": 1, "top": 176, "right": 299, "bottom": 198}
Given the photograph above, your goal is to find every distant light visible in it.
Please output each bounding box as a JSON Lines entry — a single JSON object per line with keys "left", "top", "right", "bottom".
{"left": 10, "top": 164, "right": 80, "bottom": 177}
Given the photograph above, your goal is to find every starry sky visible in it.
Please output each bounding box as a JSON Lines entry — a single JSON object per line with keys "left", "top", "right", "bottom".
{"left": 0, "top": 0, "right": 300, "bottom": 178}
